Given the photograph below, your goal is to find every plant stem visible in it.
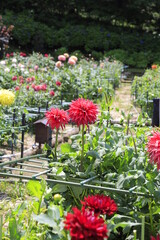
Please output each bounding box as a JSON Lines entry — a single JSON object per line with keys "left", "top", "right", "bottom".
{"left": 80, "top": 125, "right": 85, "bottom": 171}
{"left": 54, "top": 128, "right": 59, "bottom": 160}
{"left": 129, "top": 128, "right": 137, "bottom": 155}
{"left": 38, "top": 195, "right": 43, "bottom": 215}
{"left": 141, "top": 216, "right": 145, "bottom": 240}
{"left": 68, "top": 186, "right": 80, "bottom": 207}
{"left": 149, "top": 200, "right": 154, "bottom": 234}
{"left": 133, "top": 230, "right": 137, "bottom": 240}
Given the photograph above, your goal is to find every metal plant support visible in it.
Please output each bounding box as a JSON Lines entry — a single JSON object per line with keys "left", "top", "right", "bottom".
{"left": 0, "top": 154, "right": 147, "bottom": 237}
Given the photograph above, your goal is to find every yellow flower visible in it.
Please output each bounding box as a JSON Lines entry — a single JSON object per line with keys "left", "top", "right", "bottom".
{"left": 98, "top": 87, "right": 103, "bottom": 93}
{"left": 0, "top": 89, "right": 15, "bottom": 106}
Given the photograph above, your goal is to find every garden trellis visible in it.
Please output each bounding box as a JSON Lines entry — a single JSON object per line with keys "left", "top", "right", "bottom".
{"left": 0, "top": 154, "right": 147, "bottom": 239}
{"left": 0, "top": 154, "right": 152, "bottom": 198}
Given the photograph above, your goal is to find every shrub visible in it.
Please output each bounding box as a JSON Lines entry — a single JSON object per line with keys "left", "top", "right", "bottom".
{"left": 3, "top": 10, "right": 160, "bottom": 68}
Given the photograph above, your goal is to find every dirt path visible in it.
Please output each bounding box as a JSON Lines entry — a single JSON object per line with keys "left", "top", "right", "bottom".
{"left": 110, "top": 82, "right": 141, "bottom": 121}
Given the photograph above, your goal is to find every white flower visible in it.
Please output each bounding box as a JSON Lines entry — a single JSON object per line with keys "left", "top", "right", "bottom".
{"left": 4, "top": 67, "right": 10, "bottom": 73}
{"left": 0, "top": 60, "right": 6, "bottom": 65}
{"left": 18, "top": 63, "right": 25, "bottom": 68}
{"left": 12, "top": 64, "right": 17, "bottom": 68}
{"left": 12, "top": 58, "right": 17, "bottom": 63}
{"left": 24, "top": 71, "right": 29, "bottom": 75}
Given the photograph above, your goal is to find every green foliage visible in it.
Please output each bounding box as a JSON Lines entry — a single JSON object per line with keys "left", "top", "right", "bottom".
{"left": 105, "top": 49, "right": 154, "bottom": 68}
{"left": 9, "top": 217, "right": 21, "bottom": 240}
{"left": 131, "top": 66, "right": 160, "bottom": 115}
{"left": 2, "top": 10, "right": 160, "bottom": 67}
{"left": 27, "top": 180, "right": 43, "bottom": 199}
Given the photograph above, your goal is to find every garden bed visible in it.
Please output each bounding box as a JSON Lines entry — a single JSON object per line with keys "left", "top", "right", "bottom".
{"left": 0, "top": 53, "right": 159, "bottom": 239}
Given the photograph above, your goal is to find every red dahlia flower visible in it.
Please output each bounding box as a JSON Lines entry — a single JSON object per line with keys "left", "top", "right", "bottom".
{"left": 50, "top": 90, "right": 55, "bottom": 96}
{"left": 68, "top": 98, "right": 98, "bottom": 126}
{"left": 12, "top": 76, "right": 17, "bottom": 81}
{"left": 31, "top": 83, "right": 35, "bottom": 89}
{"left": 81, "top": 194, "right": 117, "bottom": 216}
{"left": 6, "top": 53, "right": 10, "bottom": 58}
{"left": 56, "top": 81, "right": 61, "bottom": 86}
{"left": 20, "top": 79, "right": 24, "bottom": 84}
{"left": 20, "top": 52, "right": 26, "bottom": 57}
{"left": 34, "top": 85, "right": 41, "bottom": 91}
{"left": 41, "top": 84, "right": 47, "bottom": 91}
{"left": 26, "top": 77, "right": 31, "bottom": 83}
{"left": 19, "top": 76, "right": 23, "bottom": 81}
{"left": 64, "top": 207, "right": 108, "bottom": 240}
{"left": 15, "top": 86, "right": 20, "bottom": 91}
{"left": 147, "top": 131, "right": 160, "bottom": 170}
{"left": 44, "top": 54, "right": 48, "bottom": 58}
{"left": 151, "top": 234, "right": 160, "bottom": 240}
{"left": 45, "top": 108, "right": 69, "bottom": 130}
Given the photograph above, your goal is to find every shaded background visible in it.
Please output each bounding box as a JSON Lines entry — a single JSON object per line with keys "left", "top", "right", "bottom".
{"left": 1, "top": 0, "right": 160, "bottom": 67}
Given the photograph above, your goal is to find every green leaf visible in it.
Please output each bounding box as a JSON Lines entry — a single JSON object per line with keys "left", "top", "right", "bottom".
{"left": 9, "top": 217, "right": 21, "bottom": 240}
{"left": 52, "top": 184, "right": 67, "bottom": 193}
{"left": 56, "top": 167, "right": 63, "bottom": 175}
{"left": 146, "top": 181, "right": 155, "bottom": 194}
{"left": 33, "top": 213, "right": 57, "bottom": 228}
{"left": 33, "top": 206, "right": 60, "bottom": 228}
{"left": 48, "top": 206, "right": 60, "bottom": 220}
{"left": 86, "top": 150, "right": 100, "bottom": 159}
{"left": 152, "top": 206, "right": 160, "bottom": 215}
{"left": 27, "top": 180, "right": 42, "bottom": 199}
{"left": 114, "top": 221, "right": 141, "bottom": 233}
{"left": 70, "top": 186, "right": 83, "bottom": 198}
{"left": 23, "top": 108, "right": 29, "bottom": 114}
{"left": 61, "top": 143, "right": 74, "bottom": 153}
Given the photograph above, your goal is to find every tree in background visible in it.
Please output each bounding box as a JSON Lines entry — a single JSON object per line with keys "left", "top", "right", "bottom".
{"left": 0, "top": 15, "right": 14, "bottom": 58}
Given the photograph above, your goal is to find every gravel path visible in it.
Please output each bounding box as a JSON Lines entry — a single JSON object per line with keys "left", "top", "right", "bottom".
{"left": 110, "top": 82, "right": 141, "bottom": 121}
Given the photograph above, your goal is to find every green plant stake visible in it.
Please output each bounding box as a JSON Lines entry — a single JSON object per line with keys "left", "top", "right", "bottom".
{"left": 80, "top": 125, "right": 85, "bottom": 171}
{"left": 0, "top": 215, "right": 2, "bottom": 240}
{"left": 141, "top": 216, "right": 145, "bottom": 240}
{"left": 54, "top": 129, "right": 59, "bottom": 160}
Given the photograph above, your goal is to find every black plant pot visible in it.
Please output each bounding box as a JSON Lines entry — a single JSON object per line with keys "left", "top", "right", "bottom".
{"left": 152, "top": 98, "right": 160, "bottom": 127}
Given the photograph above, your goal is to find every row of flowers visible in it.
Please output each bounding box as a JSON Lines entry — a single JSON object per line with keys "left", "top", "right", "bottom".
{"left": 0, "top": 52, "right": 122, "bottom": 108}
{"left": 131, "top": 64, "right": 160, "bottom": 115}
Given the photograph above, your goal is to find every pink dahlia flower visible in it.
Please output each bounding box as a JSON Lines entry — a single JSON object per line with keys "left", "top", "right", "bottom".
{"left": 68, "top": 58, "right": 76, "bottom": 65}
{"left": 58, "top": 55, "right": 66, "bottom": 61}
{"left": 147, "top": 131, "right": 160, "bottom": 170}
{"left": 56, "top": 61, "right": 62, "bottom": 68}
